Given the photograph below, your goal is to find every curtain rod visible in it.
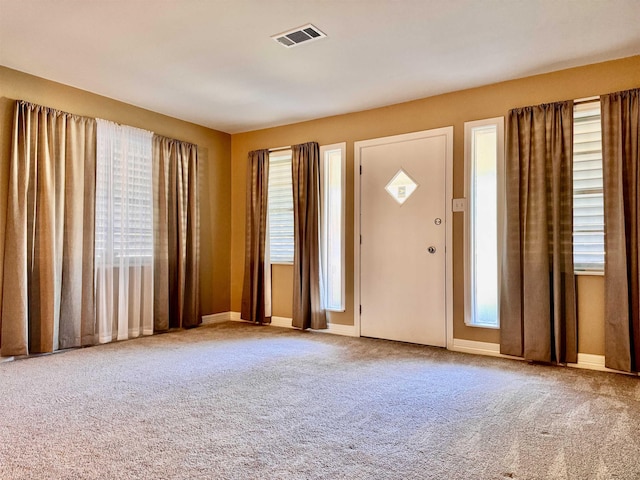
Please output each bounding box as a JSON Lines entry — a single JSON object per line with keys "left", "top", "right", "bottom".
{"left": 574, "top": 96, "right": 599, "bottom": 105}
{"left": 269, "top": 145, "right": 291, "bottom": 152}
{"left": 268, "top": 99, "right": 599, "bottom": 146}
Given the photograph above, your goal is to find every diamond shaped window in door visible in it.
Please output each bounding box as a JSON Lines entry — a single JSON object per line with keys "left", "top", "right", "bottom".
{"left": 385, "top": 169, "right": 419, "bottom": 205}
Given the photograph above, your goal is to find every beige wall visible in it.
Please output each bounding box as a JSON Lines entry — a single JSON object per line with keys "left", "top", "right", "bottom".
{"left": 0, "top": 66, "right": 232, "bottom": 316}
{"left": 231, "top": 56, "right": 640, "bottom": 354}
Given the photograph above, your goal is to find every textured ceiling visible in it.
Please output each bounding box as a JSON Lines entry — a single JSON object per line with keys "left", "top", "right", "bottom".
{"left": 1, "top": 0, "right": 639, "bottom": 133}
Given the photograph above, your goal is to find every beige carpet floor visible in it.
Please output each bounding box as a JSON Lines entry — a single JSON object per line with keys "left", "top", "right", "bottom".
{"left": 1, "top": 321, "right": 639, "bottom": 479}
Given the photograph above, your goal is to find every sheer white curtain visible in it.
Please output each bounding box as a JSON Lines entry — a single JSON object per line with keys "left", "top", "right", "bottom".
{"left": 95, "top": 119, "right": 154, "bottom": 343}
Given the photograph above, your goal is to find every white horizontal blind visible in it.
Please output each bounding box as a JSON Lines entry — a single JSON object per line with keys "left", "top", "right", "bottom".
{"left": 573, "top": 101, "right": 604, "bottom": 272}
{"left": 95, "top": 119, "right": 154, "bottom": 262}
{"left": 268, "top": 150, "right": 294, "bottom": 263}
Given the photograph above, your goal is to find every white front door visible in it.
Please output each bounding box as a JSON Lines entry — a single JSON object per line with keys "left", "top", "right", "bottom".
{"left": 356, "top": 127, "right": 451, "bottom": 347}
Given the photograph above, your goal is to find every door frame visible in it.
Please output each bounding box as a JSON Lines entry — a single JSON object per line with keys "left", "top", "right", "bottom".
{"left": 353, "top": 127, "right": 454, "bottom": 349}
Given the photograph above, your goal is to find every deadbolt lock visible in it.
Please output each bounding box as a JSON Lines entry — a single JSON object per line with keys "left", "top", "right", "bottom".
{"left": 434, "top": 218, "right": 442, "bottom": 225}
{"left": 428, "top": 246, "right": 436, "bottom": 254}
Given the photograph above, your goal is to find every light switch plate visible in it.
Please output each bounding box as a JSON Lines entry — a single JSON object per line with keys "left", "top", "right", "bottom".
{"left": 452, "top": 198, "right": 466, "bottom": 212}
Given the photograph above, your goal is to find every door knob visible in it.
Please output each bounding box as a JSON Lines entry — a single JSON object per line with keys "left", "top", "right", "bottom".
{"left": 428, "top": 246, "right": 436, "bottom": 254}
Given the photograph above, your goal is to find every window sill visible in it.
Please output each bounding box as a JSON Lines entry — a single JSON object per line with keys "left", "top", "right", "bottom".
{"left": 574, "top": 270, "right": 604, "bottom": 276}
{"left": 464, "top": 322, "right": 500, "bottom": 330}
{"left": 270, "top": 261, "right": 293, "bottom": 266}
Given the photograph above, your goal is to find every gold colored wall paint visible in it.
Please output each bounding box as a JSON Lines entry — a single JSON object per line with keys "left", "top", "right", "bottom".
{"left": 271, "top": 265, "right": 294, "bottom": 320}
{"left": 576, "top": 275, "right": 605, "bottom": 356}
{"left": 230, "top": 56, "right": 640, "bottom": 354}
{"left": 0, "top": 66, "right": 232, "bottom": 317}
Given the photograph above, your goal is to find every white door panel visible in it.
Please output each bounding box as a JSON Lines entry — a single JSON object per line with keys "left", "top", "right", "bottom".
{"left": 359, "top": 129, "right": 449, "bottom": 347}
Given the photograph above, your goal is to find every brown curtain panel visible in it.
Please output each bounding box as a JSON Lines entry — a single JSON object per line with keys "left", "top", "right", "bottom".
{"left": 602, "top": 88, "right": 640, "bottom": 372}
{"left": 241, "top": 149, "right": 270, "bottom": 324}
{"left": 500, "top": 101, "right": 577, "bottom": 363}
{"left": 291, "top": 142, "right": 326, "bottom": 330}
{"left": 1, "top": 101, "right": 96, "bottom": 356}
{"left": 152, "top": 135, "right": 200, "bottom": 330}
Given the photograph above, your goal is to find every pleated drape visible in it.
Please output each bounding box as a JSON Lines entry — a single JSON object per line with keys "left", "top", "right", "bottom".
{"left": 500, "top": 101, "right": 577, "bottom": 363}
{"left": 1, "top": 101, "right": 96, "bottom": 356}
{"left": 153, "top": 135, "right": 200, "bottom": 330}
{"left": 602, "top": 88, "right": 640, "bottom": 372}
{"left": 291, "top": 142, "right": 326, "bottom": 330}
{"left": 241, "top": 149, "right": 271, "bottom": 324}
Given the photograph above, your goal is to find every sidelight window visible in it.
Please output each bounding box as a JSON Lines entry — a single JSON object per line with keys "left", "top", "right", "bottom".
{"left": 464, "top": 117, "right": 504, "bottom": 328}
{"left": 320, "top": 143, "right": 346, "bottom": 311}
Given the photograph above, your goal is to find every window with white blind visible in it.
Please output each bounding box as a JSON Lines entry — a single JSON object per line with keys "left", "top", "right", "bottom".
{"left": 320, "top": 143, "right": 346, "bottom": 311}
{"left": 573, "top": 101, "right": 604, "bottom": 273}
{"left": 267, "top": 150, "right": 294, "bottom": 264}
{"left": 95, "top": 120, "right": 154, "bottom": 263}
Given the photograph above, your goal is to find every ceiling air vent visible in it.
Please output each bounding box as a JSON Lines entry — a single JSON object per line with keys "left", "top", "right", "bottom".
{"left": 272, "top": 24, "right": 326, "bottom": 48}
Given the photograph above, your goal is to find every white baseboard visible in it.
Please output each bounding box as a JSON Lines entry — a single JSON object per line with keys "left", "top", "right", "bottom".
{"left": 201, "top": 312, "right": 233, "bottom": 325}
{"left": 225, "top": 311, "right": 357, "bottom": 337}
{"left": 222, "top": 311, "right": 289, "bottom": 326}
{"left": 452, "top": 338, "right": 638, "bottom": 376}
{"left": 0, "top": 356, "right": 14, "bottom": 363}
{"left": 450, "top": 338, "right": 518, "bottom": 359}
{"left": 270, "top": 316, "right": 292, "bottom": 328}
{"left": 570, "top": 353, "right": 637, "bottom": 375}
{"left": 573, "top": 353, "right": 606, "bottom": 371}
{"left": 326, "top": 323, "right": 358, "bottom": 337}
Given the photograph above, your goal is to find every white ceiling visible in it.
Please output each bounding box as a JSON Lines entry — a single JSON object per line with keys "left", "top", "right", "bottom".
{"left": 1, "top": 0, "right": 639, "bottom": 134}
